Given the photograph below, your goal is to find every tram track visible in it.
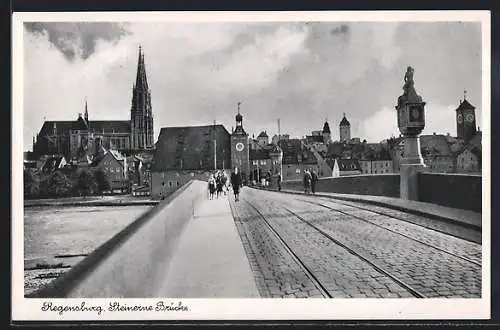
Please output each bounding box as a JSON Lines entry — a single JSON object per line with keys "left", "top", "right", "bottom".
{"left": 244, "top": 199, "right": 426, "bottom": 298}
{"left": 301, "top": 199, "right": 481, "bottom": 268}
{"left": 299, "top": 196, "right": 480, "bottom": 244}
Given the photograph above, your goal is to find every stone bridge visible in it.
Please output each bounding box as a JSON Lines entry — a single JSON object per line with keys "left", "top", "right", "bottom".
{"left": 27, "top": 173, "right": 482, "bottom": 299}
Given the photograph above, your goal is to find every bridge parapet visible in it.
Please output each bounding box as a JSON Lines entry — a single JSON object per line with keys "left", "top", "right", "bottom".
{"left": 28, "top": 179, "right": 207, "bottom": 298}
{"left": 282, "top": 174, "right": 400, "bottom": 198}
{"left": 418, "top": 172, "right": 482, "bottom": 213}
{"left": 281, "top": 172, "right": 481, "bottom": 212}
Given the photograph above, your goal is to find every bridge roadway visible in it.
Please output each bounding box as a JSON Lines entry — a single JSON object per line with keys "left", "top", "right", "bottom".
{"left": 31, "top": 181, "right": 481, "bottom": 299}
{"left": 158, "top": 186, "right": 481, "bottom": 299}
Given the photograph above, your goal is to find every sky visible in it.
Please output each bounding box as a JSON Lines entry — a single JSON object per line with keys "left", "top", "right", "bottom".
{"left": 22, "top": 20, "right": 482, "bottom": 151}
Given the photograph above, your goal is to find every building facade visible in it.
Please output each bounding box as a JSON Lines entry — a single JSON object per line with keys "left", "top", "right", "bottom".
{"left": 150, "top": 124, "right": 231, "bottom": 199}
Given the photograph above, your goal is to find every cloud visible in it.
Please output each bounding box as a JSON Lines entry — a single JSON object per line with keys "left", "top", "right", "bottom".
{"left": 24, "top": 22, "right": 130, "bottom": 61}
{"left": 361, "top": 107, "right": 400, "bottom": 143}
{"left": 22, "top": 21, "right": 483, "bottom": 152}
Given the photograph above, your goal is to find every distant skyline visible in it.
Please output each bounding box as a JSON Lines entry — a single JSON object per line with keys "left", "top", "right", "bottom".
{"left": 23, "top": 20, "right": 483, "bottom": 151}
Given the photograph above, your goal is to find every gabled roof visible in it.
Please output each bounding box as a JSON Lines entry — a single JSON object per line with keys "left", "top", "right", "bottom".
{"left": 420, "top": 134, "right": 452, "bottom": 157}
{"left": 88, "top": 120, "right": 130, "bottom": 134}
{"left": 326, "top": 142, "right": 344, "bottom": 158}
{"left": 336, "top": 158, "right": 361, "bottom": 171}
{"left": 152, "top": 125, "right": 231, "bottom": 171}
{"left": 456, "top": 99, "right": 475, "bottom": 111}
{"left": 257, "top": 131, "right": 268, "bottom": 138}
{"left": 38, "top": 119, "right": 130, "bottom": 136}
{"left": 278, "top": 139, "right": 317, "bottom": 165}
{"left": 41, "top": 156, "right": 65, "bottom": 172}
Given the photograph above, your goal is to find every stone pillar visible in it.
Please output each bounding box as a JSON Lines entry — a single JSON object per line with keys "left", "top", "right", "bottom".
{"left": 396, "top": 66, "right": 426, "bottom": 201}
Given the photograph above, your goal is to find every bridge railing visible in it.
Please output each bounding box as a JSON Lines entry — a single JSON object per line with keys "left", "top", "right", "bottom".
{"left": 282, "top": 174, "right": 400, "bottom": 198}
{"left": 418, "top": 172, "right": 482, "bottom": 213}
{"left": 27, "top": 179, "right": 207, "bottom": 298}
{"left": 281, "top": 172, "right": 481, "bottom": 212}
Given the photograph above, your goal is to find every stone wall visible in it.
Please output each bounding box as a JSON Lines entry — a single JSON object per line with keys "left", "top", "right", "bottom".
{"left": 28, "top": 180, "right": 206, "bottom": 298}
{"left": 418, "top": 172, "right": 482, "bottom": 212}
{"left": 282, "top": 174, "right": 400, "bottom": 197}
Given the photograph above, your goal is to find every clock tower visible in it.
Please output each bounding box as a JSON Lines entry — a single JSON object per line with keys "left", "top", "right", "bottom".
{"left": 231, "top": 102, "right": 250, "bottom": 181}
{"left": 456, "top": 92, "right": 477, "bottom": 143}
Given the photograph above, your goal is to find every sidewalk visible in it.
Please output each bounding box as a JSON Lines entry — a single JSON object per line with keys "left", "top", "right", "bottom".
{"left": 264, "top": 188, "right": 482, "bottom": 230}
{"left": 157, "top": 194, "right": 260, "bottom": 298}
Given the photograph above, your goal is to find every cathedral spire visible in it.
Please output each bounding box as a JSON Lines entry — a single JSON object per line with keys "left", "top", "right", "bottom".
{"left": 130, "top": 45, "right": 154, "bottom": 150}
{"left": 135, "top": 45, "right": 149, "bottom": 93}
{"left": 84, "top": 97, "right": 89, "bottom": 123}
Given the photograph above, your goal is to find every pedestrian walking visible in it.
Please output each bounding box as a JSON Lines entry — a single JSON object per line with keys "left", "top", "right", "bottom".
{"left": 303, "top": 169, "right": 312, "bottom": 194}
{"left": 231, "top": 167, "right": 243, "bottom": 202}
{"left": 208, "top": 175, "right": 216, "bottom": 200}
{"left": 278, "top": 173, "right": 282, "bottom": 192}
{"left": 310, "top": 168, "right": 318, "bottom": 194}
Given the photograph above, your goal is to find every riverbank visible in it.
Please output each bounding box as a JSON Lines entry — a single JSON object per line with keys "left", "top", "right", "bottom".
{"left": 24, "top": 195, "right": 159, "bottom": 207}
{"left": 24, "top": 204, "right": 153, "bottom": 295}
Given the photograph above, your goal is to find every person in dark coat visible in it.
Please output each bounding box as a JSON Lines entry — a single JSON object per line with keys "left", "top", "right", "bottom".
{"left": 277, "top": 173, "right": 282, "bottom": 191}
{"left": 303, "top": 170, "right": 312, "bottom": 194}
{"left": 230, "top": 167, "right": 243, "bottom": 201}
{"left": 310, "top": 168, "right": 318, "bottom": 194}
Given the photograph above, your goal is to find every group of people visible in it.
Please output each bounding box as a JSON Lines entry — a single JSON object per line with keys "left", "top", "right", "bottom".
{"left": 207, "top": 170, "right": 228, "bottom": 200}
{"left": 207, "top": 167, "right": 243, "bottom": 202}
{"left": 303, "top": 168, "right": 318, "bottom": 195}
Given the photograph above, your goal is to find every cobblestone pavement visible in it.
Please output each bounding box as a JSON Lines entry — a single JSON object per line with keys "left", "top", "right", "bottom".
{"left": 303, "top": 197, "right": 482, "bottom": 265}
{"left": 314, "top": 197, "right": 481, "bottom": 244}
{"left": 232, "top": 188, "right": 482, "bottom": 298}
{"left": 231, "top": 192, "right": 416, "bottom": 298}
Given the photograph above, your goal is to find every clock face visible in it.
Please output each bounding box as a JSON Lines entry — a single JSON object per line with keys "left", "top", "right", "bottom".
{"left": 236, "top": 142, "right": 245, "bottom": 152}
{"left": 466, "top": 114, "right": 475, "bottom": 123}
{"left": 457, "top": 114, "right": 463, "bottom": 124}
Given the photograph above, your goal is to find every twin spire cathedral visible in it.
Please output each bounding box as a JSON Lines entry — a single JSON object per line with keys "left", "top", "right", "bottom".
{"left": 33, "top": 46, "right": 155, "bottom": 160}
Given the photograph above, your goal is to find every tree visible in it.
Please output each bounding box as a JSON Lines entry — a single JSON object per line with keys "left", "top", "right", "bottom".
{"left": 76, "top": 168, "right": 98, "bottom": 197}
{"left": 24, "top": 169, "right": 40, "bottom": 198}
{"left": 94, "top": 169, "right": 110, "bottom": 194}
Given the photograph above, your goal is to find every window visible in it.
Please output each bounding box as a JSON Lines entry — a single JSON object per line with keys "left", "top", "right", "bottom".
{"left": 176, "top": 181, "right": 180, "bottom": 186}
{"left": 169, "top": 182, "right": 172, "bottom": 187}
{"left": 110, "top": 168, "right": 114, "bottom": 173}
{"left": 260, "top": 160, "right": 266, "bottom": 166}
{"left": 116, "top": 167, "right": 121, "bottom": 173}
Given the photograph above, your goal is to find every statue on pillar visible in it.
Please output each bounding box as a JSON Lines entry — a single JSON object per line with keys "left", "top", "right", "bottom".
{"left": 403, "top": 66, "right": 414, "bottom": 93}
{"left": 398, "top": 66, "right": 422, "bottom": 109}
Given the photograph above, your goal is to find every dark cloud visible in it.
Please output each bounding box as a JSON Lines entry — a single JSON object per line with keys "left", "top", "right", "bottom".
{"left": 24, "top": 22, "right": 130, "bottom": 61}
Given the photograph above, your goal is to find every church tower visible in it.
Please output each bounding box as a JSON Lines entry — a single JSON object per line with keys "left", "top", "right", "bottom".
{"left": 322, "top": 119, "right": 331, "bottom": 144}
{"left": 230, "top": 102, "right": 250, "bottom": 181}
{"left": 456, "top": 91, "right": 477, "bottom": 143}
{"left": 339, "top": 113, "right": 351, "bottom": 142}
{"left": 130, "top": 46, "right": 154, "bottom": 150}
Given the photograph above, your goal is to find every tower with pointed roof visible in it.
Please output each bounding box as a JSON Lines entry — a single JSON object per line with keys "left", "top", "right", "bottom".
{"left": 339, "top": 113, "right": 351, "bottom": 142}
{"left": 130, "top": 46, "right": 154, "bottom": 150}
{"left": 456, "top": 91, "right": 477, "bottom": 143}
{"left": 322, "top": 119, "right": 331, "bottom": 144}
{"left": 231, "top": 101, "right": 250, "bottom": 179}
{"left": 84, "top": 98, "right": 89, "bottom": 124}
